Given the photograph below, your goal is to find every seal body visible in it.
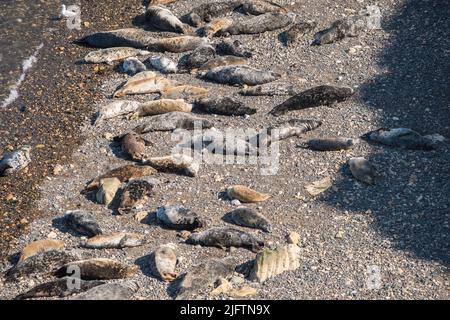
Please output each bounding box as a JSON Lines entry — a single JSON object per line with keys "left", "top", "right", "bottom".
{"left": 119, "top": 132, "right": 151, "bottom": 161}
{"left": 87, "top": 165, "right": 157, "bottom": 189}
{"left": 70, "top": 281, "right": 139, "bottom": 300}
{"left": 83, "top": 47, "right": 150, "bottom": 64}
{"left": 19, "top": 239, "right": 65, "bottom": 262}
{"left": 131, "top": 99, "right": 192, "bottom": 118}
{"left": 348, "top": 157, "right": 376, "bottom": 185}
{"left": 148, "top": 36, "right": 209, "bottom": 53}
{"left": 199, "top": 18, "right": 234, "bottom": 37}
{"left": 151, "top": 243, "right": 178, "bottom": 281}
{"left": 194, "top": 96, "right": 256, "bottom": 116}
{"left": 186, "top": 227, "right": 264, "bottom": 252}
{"left": 118, "top": 179, "right": 153, "bottom": 214}
{"left": 218, "top": 12, "right": 295, "bottom": 36}
{"left": 156, "top": 204, "right": 203, "bottom": 230}
{"left": 79, "top": 28, "right": 156, "bottom": 48}
{"left": 186, "top": 1, "right": 243, "bottom": 27}
{"left": 256, "top": 119, "right": 322, "bottom": 146}
{"left": 362, "top": 128, "right": 437, "bottom": 150}
{"left": 145, "top": 154, "right": 200, "bottom": 177}
{"left": 240, "top": 81, "right": 297, "bottom": 96}
{"left": 122, "top": 57, "right": 147, "bottom": 75}
{"left": 55, "top": 258, "right": 138, "bottom": 280}
{"left": 203, "top": 65, "right": 281, "bottom": 86}
{"left": 133, "top": 111, "right": 213, "bottom": 133}
{"left": 160, "top": 85, "right": 209, "bottom": 99}
{"left": 94, "top": 100, "right": 142, "bottom": 125}
{"left": 197, "top": 56, "right": 247, "bottom": 72}
{"left": 216, "top": 39, "right": 253, "bottom": 58}
{"left": 64, "top": 210, "right": 102, "bottom": 237}
{"left": 96, "top": 177, "right": 121, "bottom": 206}
{"left": 239, "top": 0, "right": 287, "bottom": 15}
{"left": 281, "top": 21, "right": 317, "bottom": 46}
{"left": 269, "top": 85, "right": 354, "bottom": 116}
{"left": 82, "top": 233, "right": 145, "bottom": 249}
{"left": 180, "top": 44, "right": 216, "bottom": 70}
{"left": 306, "top": 137, "right": 357, "bottom": 151}
{"left": 113, "top": 71, "right": 177, "bottom": 97}
{"left": 228, "top": 206, "right": 272, "bottom": 232}
{"left": 226, "top": 185, "right": 271, "bottom": 203}
{"left": 149, "top": 55, "right": 178, "bottom": 73}
{"left": 145, "top": 6, "right": 191, "bottom": 34}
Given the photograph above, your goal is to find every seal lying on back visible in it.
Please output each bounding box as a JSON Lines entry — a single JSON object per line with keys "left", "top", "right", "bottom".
{"left": 239, "top": 81, "right": 297, "bottom": 96}
{"left": 362, "top": 128, "right": 439, "bottom": 150}
{"left": 64, "top": 210, "right": 102, "bottom": 237}
{"left": 145, "top": 6, "right": 192, "bottom": 34}
{"left": 305, "top": 137, "right": 358, "bottom": 151}
{"left": 176, "top": 257, "right": 235, "bottom": 300}
{"left": 83, "top": 47, "right": 150, "bottom": 64}
{"left": 55, "top": 258, "right": 138, "bottom": 280}
{"left": 269, "top": 85, "right": 354, "bottom": 116}
{"left": 0, "top": 146, "right": 31, "bottom": 176}
{"left": 186, "top": 227, "right": 264, "bottom": 252}
{"left": 216, "top": 39, "right": 253, "bottom": 58}
{"left": 15, "top": 277, "right": 105, "bottom": 300}
{"left": 193, "top": 96, "right": 256, "bottom": 116}
{"left": 186, "top": 1, "right": 244, "bottom": 27}
{"left": 281, "top": 21, "right": 317, "bottom": 46}
{"left": 197, "top": 56, "right": 248, "bottom": 72}
{"left": 203, "top": 65, "right": 281, "bottom": 86}
{"left": 133, "top": 111, "right": 213, "bottom": 133}
{"left": 156, "top": 205, "right": 204, "bottom": 230}
{"left": 70, "top": 281, "right": 139, "bottom": 300}
{"left": 227, "top": 206, "right": 272, "bottom": 233}
{"left": 217, "top": 12, "right": 295, "bottom": 36}
{"left": 78, "top": 28, "right": 156, "bottom": 48}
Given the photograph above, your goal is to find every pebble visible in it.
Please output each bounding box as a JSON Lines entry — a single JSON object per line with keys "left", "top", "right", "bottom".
{"left": 231, "top": 199, "right": 241, "bottom": 206}
{"left": 52, "top": 164, "right": 63, "bottom": 175}
{"left": 287, "top": 231, "right": 300, "bottom": 245}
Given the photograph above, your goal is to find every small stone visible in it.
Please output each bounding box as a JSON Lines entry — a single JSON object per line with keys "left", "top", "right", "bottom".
{"left": 102, "top": 132, "right": 113, "bottom": 140}
{"left": 47, "top": 231, "right": 57, "bottom": 239}
{"left": 348, "top": 47, "right": 357, "bottom": 54}
{"left": 335, "top": 230, "right": 345, "bottom": 239}
{"left": 287, "top": 231, "right": 300, "bottom": 245}
{"left": 231, "top": 199, "right": 241, "bottom": 206}
{"left": 83, "top": 21, "right": 90, "bottom": 27}
{"left": 5, "top": 193, "right": 16, "bottom": 201}
{"left": 35, "top": 144, "right": 45, "bottom": 149}
{"left": 53, "top": 164, "right": 64, "bottom": 175}
{"left": 19, "top": 218, "right": 28, "bottom": 225}
{"left": 178, "top": 230, "right": 191, "bottom": 240}
{"left": 134, "top": 211, "right": 148, "bottom": 222}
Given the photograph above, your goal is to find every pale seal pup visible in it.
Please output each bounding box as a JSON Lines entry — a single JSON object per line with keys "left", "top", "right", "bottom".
{"left": 197, "top": 56, "right": 248, "bottom": 72}
{"left": 149, "top": 55, "right": 178, "bottom": 73}
{"left": 95, "top": 177, "right": 121, "bottom": 206}
{"left": 113, "top": 71, "right": 178, "bottom": 97}
{"left": 148, "top": 36, "right": 210, "bottom": 53}
{"left": 227, "top": 206, "right": 272, "bottom": 233}
{"left": 281, "top": 21, "right": 317, "bottom": 46}
{"left": 70, "top": 281, "right": 139, "bottom": 300}
{"left": 159, "top": 85, "right": 209, "bottom": 99}
{"left": 193, "top": 96, "right": 256, "bottom": 116}
{"left": 55, "top": 258, "right": 138, "bottom": 280}
{"left": 82, "top": 233, "right": 145, "bottom": 249}
{"left": 86, "top": 165, "right": 157, "bottom": 190}
{"left": 130, "top": 99, "right": 193, "bottom": 118}
{"left": 117, "top": 132, "right": 151, "bottom": 162}
{"left": 78, "top": 28, "right": 156, "bottom": 48}
{"left": 348, "top": 157, "right": 376, "bottom": 185}
{"left": 239, "top": 0, "right": 287, "bottom": 15}
{"left": 19, "top": 239, "right": 65, "bottom": 262}
{"left": 198, "top": 18, "right": 234, "bottom": 37}
{"left": 6, "top": 250, "right": 81, "bottom": 281}
{"left": 94, "top": 100, "right": 142, "bottom": 125}
{"left": 217, "top": 12, "right": 295, "bottom": 36}
{"left": 362, "top": 128, "right": 439, "bottom": 150}
{"left": 179, "top": 44, "right": 216, "bottom": 71}
{"left": 149, "top": 0, "right": 179, "bottom": 4}
{"left": 156, "top": 205, "right": 204, "bottom": 230}
{"left": 145, "top": 6, "right": 192, "bottom": 34}
{"left": 83, "top": 47, "right": 150, "bottom": 64}
{"left": 239, "top": 81, "right": 297, "bottom": 96}
{"left": 176, "top": 257, "right": 235, "bottom": 300}
{"left": 122, "top": 57, "right": 147, "bottom": 75}
{"left": 0, "top": 145, "right": 31, "bottom": 176}
{"left": 255, "top": 119, "right": 322, "bottom": 146}
{"left": 216, "top": 39, "right": 253, "bottom": 58}
{"left": 64, "top": 210, "right": 102, "bottom": 237}
{"left": 305, "top": 137, "right": 358, "bottom": 151}
{"left": 269, "top": 85, "right": 354, "bottom": 116}
{"left": 186, "top": 227, "right": 265, "bottom": 252}
{"left": 151, "top": 243, "right": 178, "bottom": 281}
{"left": 118, "top": 180, "right": 153, "bottom": 214}
{"left": 226, "top": 185, "right": 271, "bottom": 203}
{"left": 144, "top": 154, "right": 200, "bottom": 177}
{"left": 202, "top": 65, "right": 281, "bottom": 86}
{"left": 15, "top": 277, "right": 105, "bottom": 300}
{"left": 186, "top": 1, "right": 244, "bottom": 27}
{"left": 133, "top": 111, "right": 213, "bottom": 133}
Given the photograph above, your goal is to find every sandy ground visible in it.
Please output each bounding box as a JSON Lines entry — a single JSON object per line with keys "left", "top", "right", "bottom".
{"left": 0, "top": 0, "right": 449, "bottom": 300}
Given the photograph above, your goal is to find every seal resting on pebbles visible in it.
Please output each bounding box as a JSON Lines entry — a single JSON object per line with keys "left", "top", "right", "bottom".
{"left": 83, "top": 47, "right": 150, "bottom": 64}
{"left": 202, "top": 65, "right": 281, "bottom": 86}
{"left": 348, "top": 157, "right": 376, "bottom": 185}
{"left": 226, "top": 185, "right": 271, "bottom": 203}
{"left": 78, "top": 28, "right": 156, "bottom": 48}
{"left": 130, "top": 99, "right": 193, "bottom": 118}
{"left": 113, "top": 71, "right": 178, "bottom": 97}
{"left": 64, "top": 210, "right": 102, "bottom": 237}
{"left": 116, "top": 132, "right": 151, "bottom": 162}
{"left": 122, "top": 57, "right": 147, "bottom": 75}
{"left": 86, "top": 165, "right": 157, "bottom": 189}
{"left": 304, "top": 137, "right": 358, "bottom": 151}
{"left": 362, "top": 128, "right": 440, "bottom": 150}
{"left": 19, "top": 239, "right": 65, "bottom": 262}
{"left": 94, "top": 100, "right": 142, "bottom": 125}
{"left": 148, "top": 55, "right": 178, "bottom": 74}
{"left": 281, "top": 21, "right": 317, "bottom": 46}
{"left": 197, "top": 56, "right": 248, "bottom": 72}
{"left": 193, "top": 96, "right": 256, "bottom": 116}
{"left": 70, "top": 281, "right": 139, "bottom": 300}
{"left": 118, "top": 179, "right": 154, "bottom": 214}
{"left": 156, "top": 204, "right": 204, "bottom": 230}
{"left": 186, "top": 1, "right": 244, "bottom": 27}
{"left": 145, "top": 6, "right": 192, "bottom": 34}
{"left": 159, "top": 85, "right": 209, "bottom": 99}
{"left": 216, "top": 39, "right": 253, "bottom": 58}
{"left": 227, "top": 206, "right": 272, "bottom": 233}
{"left": 82, "top": 233, "right": 145, "bottom": 249}
{"left": 133, "top": 111, "right": 213, "bottom": 133}
{"left": 186, "top": 227, "right": 265, "bottom": 252}
{"left": 151, "top": 243, "right": 179, "bottom": 281}
{"left": 239, "top": 81, "right": 297, "bottom": 96}
{"left": 269, "top": 85, "right": 354, "bottom": 116}
{"left": 55, "top": 258, "right": 138, "bottom": 280}
{"left": 95, "top": 177, "right": 121, "bottom": 206}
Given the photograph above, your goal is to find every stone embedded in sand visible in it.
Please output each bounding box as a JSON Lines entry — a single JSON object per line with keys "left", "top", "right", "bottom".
{"left": 305, "top": 177, "right": 332, "bottom": 196}
{"left": 64, "top": 210, "right": 103, "bottom": 238}
{"left": 96, "top": 177, "right": 121, "bottom": 206}
{"left": 0, "top": 146, "right": 31, "bottom": 176}
{"left": 348, "top": 157, "right": 376, "bottom": 185}
{"left": 156, "top": 205, "right": 204, "bottom": 230}
{"left": 70, "top": 281, "right": 139, "bottom": 300}
{"left": 19, "top": 239, "right": 65, "bottom": 262}
{"left": 55, "top": 258, "right": 138, "bottom": 280}
{"left": 82, "top": 233, "right": 145, "bottom": 249}
{"left": 249, "top": 244, "right": 300, "bottom": 283}
{"left": 226, "top": 185, "right": 271, "bottom": 203}
{"left": 151, "top": 243, "right": 178, "bottom": 281}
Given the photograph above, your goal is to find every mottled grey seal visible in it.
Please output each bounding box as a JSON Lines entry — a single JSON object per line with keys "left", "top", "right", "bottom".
{"left": 198, "top": 18, "right": 234, "bottom": 37}
{"left": 55, "top": 258, "right": 138, "bottom": 280}
{"left": 202, "top": 65, "right": 281, "bottom": 86}
{"left": 227, "top": 206, "right": 272, "bottom": 233}
{"left": 269, "top": 85, "right": 354, "bottom": 116}
{"left": 19, "top": 239, "right": 65, "bottom": 262}
{"left": 83, "top": 47, "right": 150, "bottom": 64}
{"left": 156, "top": 205, "right": 204, "bottom": 230}
{"left": 15, "top": 277, "right": 105, "bottom": 300}
{"left": 239, "top": 0, "right": 288, "bottom": 15}
{"left": 113, "top": 71, "right": 178, "bottom": 97}
{"left": 144, "top": 155, "right": 200, "bottom": 177}
{"left": 95, "top": 177, "right": 121, "bottom": 206}
{"left": 197, "top": 56, "right": 248, "bottom": 72}
{"left": 94, "top": 100, "right": 142, "bottom": 125}
{"left": 133, "top": 111, "right": 213, "bottom": 133}
{"left": 118, "top": 179, "right": 153, "bottom": 214}
{"left": 186, "top": 227, "right": 265, "bottom": 252}
{"left": 148, "top": 55, "right": 178, "bottom": 73}
{"left": 255, "top": 119, "right": 322, "bottom": 146}
{"left": 186, "top": 1, "right": 244, "bottom": 27}
{"left": 281, "top": 21, "right": 317, "bottom": 46}
{"left": 78, "top": 28, "right": 156, "bottom": 48}
{"left": 70, "top": 281, "right": 139, "bottom": 300}
{"left": 179, "top": 44, "right": 216, "bottom": 70}
{"left": 122, "top": 57, "right": 147, "bottom": 75}
{"left": 193, "top": 96, "right": 256, "bottom": 116}
{"left": 145, "top": 6, "right": 192, "bottom": 34}
{"left": 64, "top": 210, "right": 102, "bottom": 237}
{"left": 216, "top": 39, "right": 253, "bottom": 58}
{"left": 130, "top": 99, "right": 193, "bottom": 118}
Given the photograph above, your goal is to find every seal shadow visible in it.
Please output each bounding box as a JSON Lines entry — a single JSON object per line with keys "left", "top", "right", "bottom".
{"left": 320, "top": 0, "right": 450, "bottom": 265}
{"left": 134, "top": 253, "right": 156, "bottom": 278}
{"left": 234, "top": 259, "right": 254, "bottom": 279}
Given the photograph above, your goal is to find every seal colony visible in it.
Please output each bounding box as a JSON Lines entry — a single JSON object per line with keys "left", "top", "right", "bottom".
{"left": 5, "top": 0, "right": 442, "bottom": 301}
